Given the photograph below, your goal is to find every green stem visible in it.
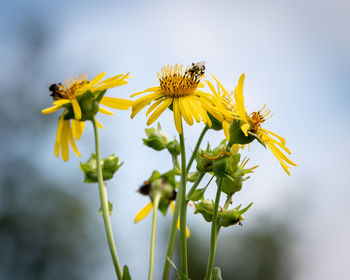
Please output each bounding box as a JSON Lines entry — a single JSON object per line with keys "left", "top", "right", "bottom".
{"left": 162, "top": 125, "right": 208, "bottom": 280}
{"left": 92, "top": 117, "right": 123, "bottom": 280}
{"left": 186, "top": 125, "right": 209, "bottom": 173}
{"left": 223, "top": 194, "right": 233, "bottom": 210}
{"left": 185, "top": 172, "right": 205, "bottom": 201}
{"left": 204, "top": 179, "right": 222, "bottom": 280}
{"left": 179, "top": 132, "right": 188, "bottom": 275}
{"left": 148, "top": 192, "right": 161, "bottom": 280}
{"left": 186, "top": 173, "right": 214, "bottom": 203}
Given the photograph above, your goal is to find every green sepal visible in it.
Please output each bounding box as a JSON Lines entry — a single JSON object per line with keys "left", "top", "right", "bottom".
{"left": 80, "top": 154, "right": 123, "bottom": 183}
{"left": 143, "top": 123, "right": 169, "bottom": 151}
{"left": 212, "top": 267, "right": 223, "bottom": 280}
{"left": 187, "top": 170, "right": 199, "bottom": 182}
{"left": 208, "top": 113, "right": 223, "bottom": 131}
{"left": 122, "top": 265, "right": 132, "bottom": 280}
{"left": 167, "top": 257, "right": 191, "bottom": 280}
{"left": 166, "top": 139, "right": 181, "bottom": 157}
{"left": 194, "top": 200, "right": 215, "bottom": 222}
{"left": 189, "top": 187, "right": 206, "bottom": 202}
{"left": 227, "top": 120, "right": 255, "bottom": 147}
{"left": 98, "top": 200, "right": 113, "bottom": 216}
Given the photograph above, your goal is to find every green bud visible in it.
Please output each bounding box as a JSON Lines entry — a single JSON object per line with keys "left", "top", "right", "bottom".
{"left": 218, "top": 202, "right": 253, "bottom": 227}
{"left": 187, "top": 170, "right": 199, "bottom": 182}
{"left": 194, "top": 200, "right": 253, "bottom": 227}
{"left": 80, "top": 154, "right": 123, "bottom": 183}
{"left": 212, "top": 267, "right": 223, "bottom": 280}
{"left": 143, "top": 123, "right": 168, "bottom": 151}
{"left": 189, "top": 187, "right": 206, "bottom": 202}
{"left": 139, "top": 170, "right": 177, "bottom": 216}
{"left": 227, "top": 120, "right": 255, "bottom": 147}
{"left": 166, "top": 139, "right": 181, "bottom": 157}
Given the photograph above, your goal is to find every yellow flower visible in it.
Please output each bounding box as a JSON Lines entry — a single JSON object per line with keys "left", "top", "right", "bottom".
{"left": 233, "top": 73, "right": 297, "bottom": 175}
{"left": 134, "top": 201, "right": 190, "bottom": 238}
{"left": 42, "top": 72, "right": 133, "bottom": 161}
{"left": 131, "top": 64, "right": 228, "bottom": 134}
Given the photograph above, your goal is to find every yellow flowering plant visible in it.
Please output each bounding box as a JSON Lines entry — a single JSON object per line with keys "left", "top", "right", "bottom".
{"left": 42, "top": 62, "right": 297, "bottom": 280}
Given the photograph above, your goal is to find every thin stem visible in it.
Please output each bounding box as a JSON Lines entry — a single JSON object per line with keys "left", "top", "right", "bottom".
{"left": 92, "top": 117, "right": 123, "bottom": 280}
{"left": 223, "top": 194, "right": 233, "bottom": 210}
{"left": 179, "top": 132, "right": 188, "bottom": 275}
{"left": 186, "top": 125, "right": 209, "bottom": 173}
{"left": 204, "top": 179, "right": 223, "bottom": 280}
{"left": 185, "top": 172, "right": 205, "bottom": 201}
{"left": 148, "top": 192, "right": 161, "bottom": 280}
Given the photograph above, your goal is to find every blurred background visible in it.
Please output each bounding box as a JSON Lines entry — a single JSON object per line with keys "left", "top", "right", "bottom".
{"left": 1, "top": 0, "right": 349, "bottom": 279}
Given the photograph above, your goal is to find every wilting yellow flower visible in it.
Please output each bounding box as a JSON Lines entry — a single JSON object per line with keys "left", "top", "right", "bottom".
{"left": 42, "top": 72, "right": 132, "bottom": 161}
{"left": 134, "top": 201, "right": 190, "bottom": 238}
{"left": 131, "top": 64, "right": 228, "bottom": 134}
{"left": 233, "top": 73, "right": 297, "bottom": 175}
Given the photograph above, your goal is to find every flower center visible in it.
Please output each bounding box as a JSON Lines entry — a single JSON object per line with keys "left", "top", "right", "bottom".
{"left": 157, "top": 64, "right": 204, "bottom": 97}
{"left": 248, "top": 105, "right": 272, "bottom": 132}
{"left": 49, "top": 74, "right": 89, "bottom": 101}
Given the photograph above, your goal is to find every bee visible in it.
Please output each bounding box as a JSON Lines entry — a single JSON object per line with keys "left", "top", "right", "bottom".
{"left": 186, "top": 61, "right": 206, "bottom": 76}
{"left": 48, "top": 83, "right": 65, "bottom": 100}
{"left": 137, "top": 180, "right": 151, "bottom": 195}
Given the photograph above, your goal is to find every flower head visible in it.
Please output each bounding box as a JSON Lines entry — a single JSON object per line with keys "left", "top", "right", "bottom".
{"left": 233, "top": 74, "right": 297, "bottom": 175}
{"left": 131, "top": 63, "right": 228, "bottom": 134}
{"left": 42, "top": 72, "right": 132, "bottom": 161}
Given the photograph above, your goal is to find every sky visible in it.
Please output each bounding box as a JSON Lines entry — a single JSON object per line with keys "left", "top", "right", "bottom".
{"left": 1, "top": 0, "right": 350, "bottom": 279}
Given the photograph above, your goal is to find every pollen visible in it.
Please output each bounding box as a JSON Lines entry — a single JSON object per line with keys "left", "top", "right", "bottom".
{"left": 157, "top": 64, "right": 203, "bottom": 97}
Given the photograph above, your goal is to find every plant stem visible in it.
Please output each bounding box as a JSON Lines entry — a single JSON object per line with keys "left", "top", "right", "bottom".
{"left": 92, "top": 117, "right": 123, "bottom": 280}
{"left": 148, "top": 192, "right": 161, "bottom": 280}
{"left": 186, "top": 125, "right": 209, "bottom": 173}
{"left": 162, "top": 124, "right": 207, "bottom": 280}
{"left": 179, "top": 132, "right": 188, "bottom": 275}
{"left": 204, "top": 179, "right": 222, "bottom": 280}
{"left": 223, "top": 194, "right": 233, "bottom": 210}
{"left": 185, "top": 172, "right": 205, "bottom": 201}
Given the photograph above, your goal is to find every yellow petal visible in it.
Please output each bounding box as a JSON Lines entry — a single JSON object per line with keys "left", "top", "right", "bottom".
{"left": 42, "top": 105, "right": 61, "bottom": 114}
{"left": 146, "top": 98, "right": 172, "bottom": 125}
{"left": 185, "top": 97, "right": 201, "bottom": 123}
{"left": 179, "top": 97, "right": 193, "bottom": 126}
{"left": 61, "top": 120, "right": 70, "bottom": 161}
{"left": 67, "top": 121, "right": 81, "bottom": 157}
{"left": 100, "top": 97, "right": 133, "bottom": 110}
{"left": 71, "top": 98, "right": 82, "bottom": 120}
{"left": 176, "top": 219, "right": 190, "bottom": 238}
{"left": 130, "top": 87, "right": 160, "bottom": 97}
{"left": 89, "top": 72, "right": 106, "bottom": 87}
{"left": 72, "top": 119, "right": 84, "bottom": 139}
{"left": 131, "top": 92, "right": 164, "bottom": 118}
{"left": 241, "top": 123, "right": 250, "bottom": 136}
{"left": 173, "top": 98, "right": 182, "bottom": 134}
{"left": 134, "top": 202, "right": 153, "bottom": 223}
{"left": 54, "top": 115, "right": 64, "bottom": 157}
{"left": 53, "top": 99, "right": 71, "bottom": 106}
{"left": 146, "top": 98, "right": 164, "bottom": 117}
{"left": 97, "top": 120, "right": 103, "bottom": 129}
{"left": 98, "top": 106, "right": 114, "bottom": 115}
{"left": 222, "top": 120, "right": 230, "bottom": 141}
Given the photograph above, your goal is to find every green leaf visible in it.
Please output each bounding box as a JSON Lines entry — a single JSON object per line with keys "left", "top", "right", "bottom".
{"left": 98, "top": 200, "right": 113, "bottom": 216}
{"left": 212, "top": 267, "right": 222, "bottom": 280}
{"left": 167, "top": 257, "right": 191, "bottom": 280}
{"left": 122, "top": 265, "right": 132, "bottom": 280}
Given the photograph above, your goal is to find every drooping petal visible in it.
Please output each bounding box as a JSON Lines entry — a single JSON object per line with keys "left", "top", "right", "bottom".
{"left": 134, "top": 202, "right": 153, "bottom": 223}
{"left": 54, "top": 115, "right": 64, "bottom": 157}
{"left": 173, "top": 98, "right": 182, "bottom": 134}
{"left": 61, "top": 120, "right": 70, "bottom": 161}
{"left": 130, "top": 87, "right": 160, "bottom": 97}
{"left": 71, "top": 98, "right": 82, "bottom": 120}
{"left": 72, "top": 119, "right": 84, "bottom": 140}
{"left": 146, "top": 98, "right": 164, "bottom": 117}
{"left": 147, "top": 98, "right": 172, "bottom": 125}
{"left": 178, "top": 97, "right": 193, "bottom": 126}
{"left": 131, "top": 92, "right": 164, "bottom": 118}
{"left": 100, "top": 97, "right": 133, "bottom": 110}
{"left": 67, "top": 121, "right": 81, "bottom": 157}
{"left": 222, "top": 120, "right": 231, "bottom": 141}
{"left": 96, "top": 120, "right": 103, "bottom": 129}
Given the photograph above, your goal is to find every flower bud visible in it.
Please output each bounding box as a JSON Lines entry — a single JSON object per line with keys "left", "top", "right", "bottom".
{"left": 227, "top": 120, "right": 255, "bottom": 147}
{"left": 80, "top": 154, "right": 123, "bottom": 183}
{"left": 143, "top": 123, "right": 168, "bottom": 151}
{"left": 166, "top": 140, "right": 181, "bottom": 157}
